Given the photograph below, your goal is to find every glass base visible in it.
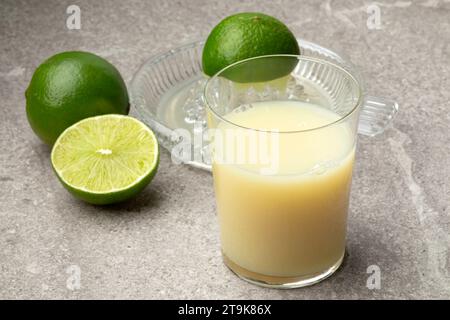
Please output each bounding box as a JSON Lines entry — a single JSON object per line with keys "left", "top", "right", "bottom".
{"left": 223, "top": 252, "right": 345, "bottom": 289}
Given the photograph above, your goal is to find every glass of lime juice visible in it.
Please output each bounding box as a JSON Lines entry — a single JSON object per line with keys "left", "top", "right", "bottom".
{"left": 204, "top": 55, "right": 362, "bottom": 288}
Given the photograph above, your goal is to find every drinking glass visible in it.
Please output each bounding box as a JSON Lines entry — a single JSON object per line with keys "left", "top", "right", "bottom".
{"left": 204, "top": 55, "right": 362, "bottom": 288}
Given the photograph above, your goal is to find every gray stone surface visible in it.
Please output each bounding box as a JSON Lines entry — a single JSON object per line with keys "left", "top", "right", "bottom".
{"left": 1, "top": 0, "right": 449, "bottom": 299}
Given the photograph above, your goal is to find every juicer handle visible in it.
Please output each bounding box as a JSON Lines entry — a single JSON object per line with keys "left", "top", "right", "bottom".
{"left": 357, "top": 96, "right": 399, "bottom": 137}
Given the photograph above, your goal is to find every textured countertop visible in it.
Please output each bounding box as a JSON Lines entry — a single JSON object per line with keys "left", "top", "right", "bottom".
{"left": 1, "top": 0, "right": 449, "bottom": 299}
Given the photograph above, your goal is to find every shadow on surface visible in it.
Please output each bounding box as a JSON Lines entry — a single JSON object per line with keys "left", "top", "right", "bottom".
{"left": 89, "top": 185, "right": 163, "bottom": 216}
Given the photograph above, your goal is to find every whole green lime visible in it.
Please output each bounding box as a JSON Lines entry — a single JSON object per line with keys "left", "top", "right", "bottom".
{"left": 25, "top": 51, "right": 129, "bottom": 145}
{"left": 202, "top": 12, "right": 300, "bottom": 82}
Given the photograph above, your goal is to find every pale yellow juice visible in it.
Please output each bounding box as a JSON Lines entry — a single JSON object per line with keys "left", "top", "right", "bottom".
{"left": 212, "top": 100, "right": 355, "bottom": 279}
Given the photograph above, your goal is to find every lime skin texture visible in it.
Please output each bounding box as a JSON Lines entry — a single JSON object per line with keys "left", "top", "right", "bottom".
{"left": 202, "top": 12, "right": 300, "bottom": 82}
{"left": 26, "top": 51, "right": 129, "bottom": 145}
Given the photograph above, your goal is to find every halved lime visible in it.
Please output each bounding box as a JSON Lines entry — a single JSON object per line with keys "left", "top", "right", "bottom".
{"left": 51, "top": 115, "right": 159, "bottom": 205}
{"left": 202, "top": 12, "right": 300, "bottom": 82}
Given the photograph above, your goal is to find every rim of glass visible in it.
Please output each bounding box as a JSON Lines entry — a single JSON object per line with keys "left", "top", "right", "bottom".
{"left": 204, "top": 54, "right": 363, "bottom": 134}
